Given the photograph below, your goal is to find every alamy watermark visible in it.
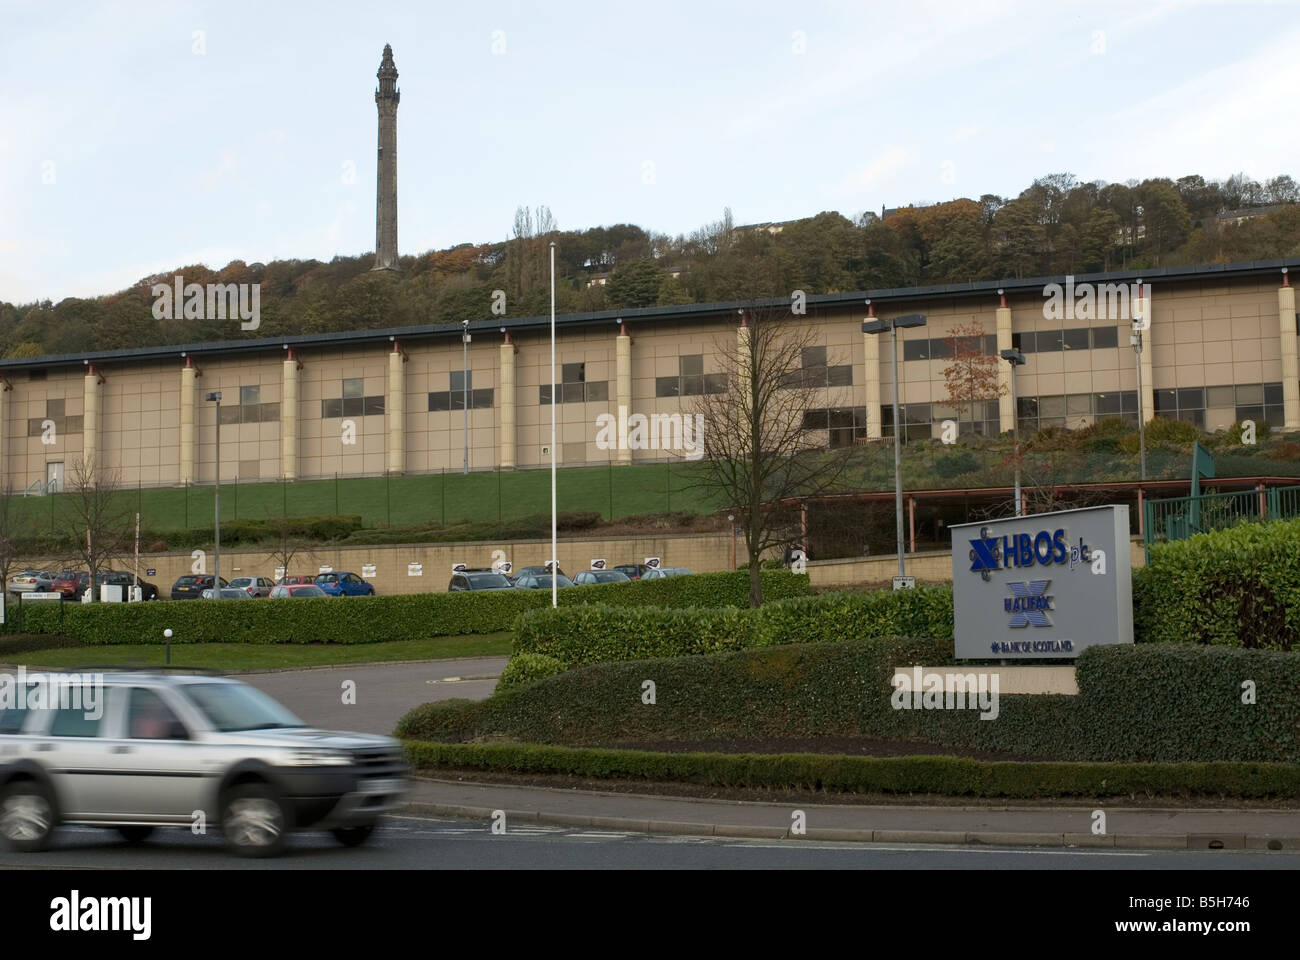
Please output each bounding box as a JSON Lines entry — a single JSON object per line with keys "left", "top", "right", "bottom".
{"left": 891, "top": 667, "right": 999, "bottom": 720}
{"left": 1042, "top": 276, "right": 1147, "bottom": 326}
{"left": 151, "top": 275, "right": 260, "bottom": 330}
{"left": 595, "top": 406, "right": 705, "bottom": 460}
{"left": 0, "top": 667, "right": 104, "bottom": 720}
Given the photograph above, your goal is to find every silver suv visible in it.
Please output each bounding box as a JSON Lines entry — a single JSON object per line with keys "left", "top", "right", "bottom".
{"left": 0, "top": 672, "right": 408, "bottom": 857}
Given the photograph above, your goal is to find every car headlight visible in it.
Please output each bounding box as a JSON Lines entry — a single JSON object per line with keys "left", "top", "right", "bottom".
{"left": 282, "top": 748, "right": 354, "bottom": 767}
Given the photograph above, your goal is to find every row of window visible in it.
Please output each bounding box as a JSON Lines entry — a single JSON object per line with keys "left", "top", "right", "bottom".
{"left": 899, "top": 327, "right": 1121, "bottom": 362}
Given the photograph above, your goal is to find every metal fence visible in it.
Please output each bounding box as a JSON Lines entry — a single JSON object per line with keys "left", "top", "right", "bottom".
{"left": 1143, "top": 484, "right": 1300, "bottom": 546}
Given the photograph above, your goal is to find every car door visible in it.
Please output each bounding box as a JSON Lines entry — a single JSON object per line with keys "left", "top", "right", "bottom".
{"left": 34, "top": 685, "right": 115, "bottom": 819}
{"left": 92, "top": 686, "right": 209, "bottom": 822}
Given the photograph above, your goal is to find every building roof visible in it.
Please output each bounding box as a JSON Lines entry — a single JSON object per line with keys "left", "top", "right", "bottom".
{"left": 2, "top": 257, "right": 1296, "bottom": 373}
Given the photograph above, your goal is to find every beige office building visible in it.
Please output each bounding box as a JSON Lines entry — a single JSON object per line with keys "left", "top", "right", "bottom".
{"left": 1, "top": 260, "right": 1296, "bottom": 493}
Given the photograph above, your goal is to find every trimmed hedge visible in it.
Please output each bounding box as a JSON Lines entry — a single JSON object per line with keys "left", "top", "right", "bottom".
{"left": 18, "top": 570, "right": 809, "bottom": 646}
{"left": 513, "top": 585, "right": 952, "bottom": 667}
{"left": 496, "top": 652, "right": 565, "bottom": 692}
{"left": 399, "top": 636, "right": 1300, "bottom": 764}
{"left": 401, "top": 740, "right": 1300, "bottom": 799}
{"left": 1133, "top": 516, "right": 1300, "bottom": 650}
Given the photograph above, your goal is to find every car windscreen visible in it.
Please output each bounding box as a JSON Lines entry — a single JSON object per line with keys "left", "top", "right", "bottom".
{"left": 292, "top": 586, "right": 327, "bottom": 596}
{"left": 467, "top": 573, "right": 512, "bottom": 588}
{"left": 184, "top": 683, "right": 305, "bottom": 732}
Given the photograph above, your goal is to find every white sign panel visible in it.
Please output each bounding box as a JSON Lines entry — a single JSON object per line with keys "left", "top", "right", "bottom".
{"left": 591, "top": 559, "right": 606, "bottom": 570}
{"left": 362, "top": 563, "right": 377, "bottom": 578}
{"left": 644, "top": 557, "right": 661, "bottom": 569}
{"left": 409, "top": 562, "right": 424, "bottom": 577}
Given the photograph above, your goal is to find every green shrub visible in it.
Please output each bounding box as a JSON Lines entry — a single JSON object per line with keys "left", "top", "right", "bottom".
{"left": 496, "top": 653, "right": 566, "bottom": 693}
{"left": 401, "top": 741, "right": 1300, "bottom": 799}
{"left": 1133, "top": 517, "right": 1300, "bottom": 649}
{"left": 154, "top": 514, "right": 364, "bottom": 547}
{"left": 400, "top": 637, "right": 1300, "bottom": 764}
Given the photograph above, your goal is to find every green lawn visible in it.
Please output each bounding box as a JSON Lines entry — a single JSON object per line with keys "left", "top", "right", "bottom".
{"left": 17, "top": 632, "right": 513, "bottom": 671}
{"left": 8, "top": 461, "right": 716, "bottom": 535}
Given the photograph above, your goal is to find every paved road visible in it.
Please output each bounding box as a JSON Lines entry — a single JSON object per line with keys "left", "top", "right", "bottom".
{"left": 239, "top": 658, "right": 505, "bottom": 735}
{"left": 3, "top": 816, "right": 1297, "bottom": 870}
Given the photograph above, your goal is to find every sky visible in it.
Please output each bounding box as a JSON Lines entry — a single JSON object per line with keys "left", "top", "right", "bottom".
{"left": 2, "top": 0, "right": 1297, "bottom": 304}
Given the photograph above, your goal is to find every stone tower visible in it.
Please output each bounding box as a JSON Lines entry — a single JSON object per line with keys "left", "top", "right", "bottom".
{"left": 373, "top": 44, "right": 400, "bottom": 271}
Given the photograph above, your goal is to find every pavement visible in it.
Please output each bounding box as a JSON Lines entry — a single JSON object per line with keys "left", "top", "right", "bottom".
{"left": 402, "top": 776, "right": 1300, "bottom": 851}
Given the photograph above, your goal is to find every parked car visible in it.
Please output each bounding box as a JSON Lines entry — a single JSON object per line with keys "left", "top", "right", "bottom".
{"left": 6, "top": 570, "right": 53, "bottom": 595}
{"left": 276, "top": 575, "right": 316, "bottom": 586}
{"left": 0, "top": 671, "right": 409, "bottom": 856}
{"left": 314, "top": 572, "right": 375, "bottom": 597}
{"left": 572, "top": 570, "right": 632, "bottom": 586}
{"left": 642, "top": 567, "right": 694, "bottom": 579}
{"left": 512, "top": 573, "right": 575, "bottom": 590}
{"left": 170, "top": 575, "right": 229, "bottom": 600}
{"left": 269, "top": 584, "right": 329, "bottom": 598}
{"left": 100, "top": 570, "right": 160, "bottom": 601}
{"left": 613, "top": 563, "right": 653, "bottom": 580}
{"left": 448, "top": 569, "right": 515, "bottom": 592}
{"left": 50, "top": 571, "right": 91, "bottom": 598}
{"left": 201, "top": 587, "right": 253, "bottom": 600}
{"left": 510, "top": 565, "right": 566, "bottom": 583}
{"left": 229, "top": 577, "right": 275, "bottom": 598}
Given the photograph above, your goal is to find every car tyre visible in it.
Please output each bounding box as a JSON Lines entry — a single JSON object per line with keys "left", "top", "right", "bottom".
{"left": 221, "top": 783, "right": 291, "bottom": 858}
{"left": 116, "top": 825, "right": 156, "bottom": 844}
{"left": 331, "top": 823, "right": 376, "bottom": 847}
{"left": 0, "top": 780, "right": 58, "bottom": 852}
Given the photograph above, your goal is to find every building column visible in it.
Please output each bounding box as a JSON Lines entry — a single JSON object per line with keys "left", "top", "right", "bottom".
{"left": 615, "top": 322, "right": 632, "bottom": 465}
{"left": 387, "top": 340, "right": 405, "bottom": 475}
{"left": 281, "top": 348, "right": 299, "bottom": 480}
{"left": 863, "top": 302, "right": 882, "bottom": 438}
{"left": 179, "top": 358, "right": 196, "bottom": 485}
{"left": 1280, "top": 271, "right": 1299, "bottom": 430}
{"left": 0, "top": 379, "right": 9, "bottom": 493}
{"left": 996, "top": 292, "right": 1014, "bottom": 433}
{"left": 1135, "top": 283, "right": 1155, "bottom": 424}
{"left": 500, "top": 332, "right": 516, "bottom": 469}
{"left": 83, "top": 364, "right": 101, "bottom": 481}
{"left": 737, "top": 311, "right": 751, "bottom": 416}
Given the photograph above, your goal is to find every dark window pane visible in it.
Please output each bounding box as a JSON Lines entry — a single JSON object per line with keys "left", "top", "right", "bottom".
{"left": 1177, "top": 388, "right": 1204, "bottom": 409}
{"left": 1093, "top": 392, "right": 1121, "bottom": 415}
{"left": 26, "top": 418, "right": 43, "bottom": 437}
{"left": 1017, "top": 397, "right": 1038, "bottom": 418}
{"left": 929, "top": 338, "right": 954, "bottom": 360}
{"left": 1063, "top": 328, "right": 1089, "bottom": 350}
{"left": 681, "top": 375, "right": 704, "bottom": 396}
{"left": 904, "top": 424, "right": 931, "bottom": 443}
{"left": 902, "top": 339, "right": 929, "bottom": 362}
{"left": 363, "top": 395, "right": 385, "bottom": 416}
{"left": 802, "top": 410, "right": 829, "bottom": 430}
{"left": 1120, "top": 391, "right": 1138, "bottom": 413}
{"left": 1090, "top": 326, "right": 1118, "bottom": 349}
{"left": 983, "top": 334, "right": 999, "bottom": 354}
{"left": 563, "top": 382, "right": 585, "bottom": 404}
{"left": 322, "top": 398, "right": 342, "bottom": 419}
{"left": 240, "top": 385, "right": 260, "bottom": 406}
{"left": 655, "top": 376, "right": 680, "bottom": 398}
{"left": 680, "top": 355, "right": 703, "bottom": 376}
{"left": 1179, "top": 409, "right": 1205, "bottom": 428}
{"left": 259, "top": 402, "right": 279, "bottom": 422}
{"left": 1154, "top": 389, "right": 1177, "bottom": 413}
{"left": 450, "top": 370, "right": 471, "bottom": 393}
{"left": 1263, "top": 404, "right": 1284, "bottom": 426}
{"left": 704, "top": 373, "right": 728, "bottom": 394}
{"left": 905, "top": 402, "right": 931, "bottom": 424}
{"left": 46, "top": 398, "right": 65, "bottom": 418}
{"left": 342, "top": 378, "right": 364, "bottom": 399}
{"left": 828, "top": 408, "right": 854, "bottom": 429}
{"left": 450, "top": 391, "right": 465, "bottom": 411}
{"left": 562, "top": 362, "right": 585, "bottom": 384}
{"left": 1236, "top": 405, "right": 1264, "bottom": 424}
{"left": 801, "top": 346, "right": 827, "bottom": 368}
{"left": 342, "top": 396, "right": 364, "bottom": 417}
{"left": 429, "top": 392, "right": 450, "bottom": 412}
{"left": 239, "top": 403, "right": 260, "bottom": 424}
{"left": 1236, "top": 384, "right": 1263, "bottom": 405}
{"left": 219, "top": 404, "right": 240, "bottom": 425}
{"left": 473, "top": 389, "right": 494, "bottom": 409}
{"left": 1264, "top": 382, "right": 1284, "bottom": 405}
{"left": 539, "top": 385, "right": 552, "bottom": 405}
{"left": 827, "top": 365, "right": 852, "bottom": 387}
{"left": 1206, "top": 385, "right": 1234, "bottom": 408}
{"left": 1037, "top": 330, "right": 1063, "bottom": 352}
{"left": 584, "top": 381, "right": 608, "bottom": 402}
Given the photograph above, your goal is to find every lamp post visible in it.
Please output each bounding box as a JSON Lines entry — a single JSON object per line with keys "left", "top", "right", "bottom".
{"left": 862, "top": 311, "right": 927, "bottom": 578}
{"left": 204, "top": 391, "right": 223, "bottom": 594}
{"left": 1000, "top": 349, "right": 1026, "bottom": 516}
{"left": 461, "top": 318, "right": 471, "bottom": 475}
{"left": 1130, "top": 281, "right": 1148, "bottom": 482}
{"left": 549, "top": 241, "right": 557, "bottom": 609}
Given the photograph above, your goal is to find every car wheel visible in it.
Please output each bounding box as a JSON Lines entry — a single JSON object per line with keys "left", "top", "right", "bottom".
{"left": 221, "top": 784, "right": 291, "bottom": 858}
{"left": 116, "top": 825, "right": 155, "bottom": 844}
{"left": 0, "top": 780, "right": 58, "bottom": 852}
{"left": 331, "top": 824, "right": 376, "bottom": 847}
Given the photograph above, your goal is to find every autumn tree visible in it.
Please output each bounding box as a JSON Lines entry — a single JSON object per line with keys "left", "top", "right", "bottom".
{"left": 939, "top": 319, "right": 1006, "bottom": 431}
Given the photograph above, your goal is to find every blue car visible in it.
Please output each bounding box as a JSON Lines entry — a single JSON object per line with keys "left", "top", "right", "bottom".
{"left": 314, "top": 571, "right": 376, "bottom": 596}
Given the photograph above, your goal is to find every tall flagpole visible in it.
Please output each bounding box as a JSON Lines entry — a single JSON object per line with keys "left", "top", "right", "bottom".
{"left": 550, "top": 241, "right": 557, "bottom": 609}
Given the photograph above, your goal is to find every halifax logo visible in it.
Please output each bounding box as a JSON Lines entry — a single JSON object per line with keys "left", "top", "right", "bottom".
{"left": 1005, "top": 580, "right": 1053, "bottom": 627}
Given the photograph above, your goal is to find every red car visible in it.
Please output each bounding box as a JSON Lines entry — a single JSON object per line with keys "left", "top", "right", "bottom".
{"left": 50, "top": 570, "right": 92, "bottom": 598}
{"left": 276, "top": 575, "right": 316, "bottom": 586}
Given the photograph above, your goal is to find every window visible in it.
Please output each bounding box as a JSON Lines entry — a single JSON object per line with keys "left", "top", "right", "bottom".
{"left": 655, "top": 356, "right": 728, "bottom": 398}
{"left": 801, "top": 406, "right": 869, "bottom": 446}
{"left": 1037, "top": 329, "right": 1063, "bottom": 352}
{"left": 539, "top": 361, "right": 608, "bottom": 404}
{"left": 1062, "top": 328, "right": 1090, "bottom": 351}
{"left": 1090, "top": 327, "right": 1119, "bottom": 349}
{"left": 903, "top": 339, "right": 930, "bottom": 362}
{"left": 49, "top": 701, "right": 103, "bottom": 737}
{"left": 783, "top": 344, "right": 850, "bottom": 389}
{"left": 322, "top": 380, "right": 385, "bottom": 418}
{"left": 1234, "top": 382, "right": 1285, "bottom": 426}
{"left": 127, "top": 688, "right": 187, "bottom": 740}
{"left": 429, "top": 372, "right": 493, "bottom": 412}
{"left": 1012, "top": 332, "right": 1035, "bottom": 353}
{"left": 221, "top": 385, "right": 277, "bottom": 424}
{"left": 28, "top": 398, "right": 82, "bottom": 437}
{"left": 46, "top": 398, "right": 65, "bottom": 419}
{"left": 1206, "top": 386, "right": 1234, "bottom": 408}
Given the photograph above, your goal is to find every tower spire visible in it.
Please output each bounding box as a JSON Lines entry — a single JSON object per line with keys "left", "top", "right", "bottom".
{"left": 373, "top": 44, "right": 400, "bottom": 271}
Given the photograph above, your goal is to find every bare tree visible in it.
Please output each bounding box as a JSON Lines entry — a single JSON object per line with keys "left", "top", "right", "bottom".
{"left": 0, "top": 488, "right": 35, "bottom": 606}
{"left": 688, "top": 281, "right": 856, "bottom": 606}
{"left": 57, "top": 456, "right": 134, "bottom": 602}
{"left": 263, "top": 514, "right": 316, "bottom": 582}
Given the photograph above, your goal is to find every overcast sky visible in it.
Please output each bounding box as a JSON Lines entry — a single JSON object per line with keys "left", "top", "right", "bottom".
{"left": 2, "top": 0, "right": 1296, "bottom": 304}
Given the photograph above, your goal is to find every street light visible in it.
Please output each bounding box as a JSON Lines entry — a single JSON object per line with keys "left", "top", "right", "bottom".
{"left": 1000, "top": 349, "right": 1026, "bottom": 516}
{"left": 862, "top": 310, "right": 926, "bottom": 579}
{"left": 204, "top": 391, "right": 223, "bottom": 594}
{"left": 461, "top": 319, "right": 471, "bottom": 475}
{"left": 1130, "top": 282, "right": 1148, "bottom": 482}
{"left": 549, "top": 242, "right": 557, "bottom": 609}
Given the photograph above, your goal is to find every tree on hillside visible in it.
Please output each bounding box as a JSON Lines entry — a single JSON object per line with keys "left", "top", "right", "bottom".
{"left": 687, "top": 260, "right": 856, "bottom": 607}
{"left": 56, "top": 457, "right": 135, "bottom": 602}
{"left": 939, "top": 320, "right": 1006, "bottom": 431}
